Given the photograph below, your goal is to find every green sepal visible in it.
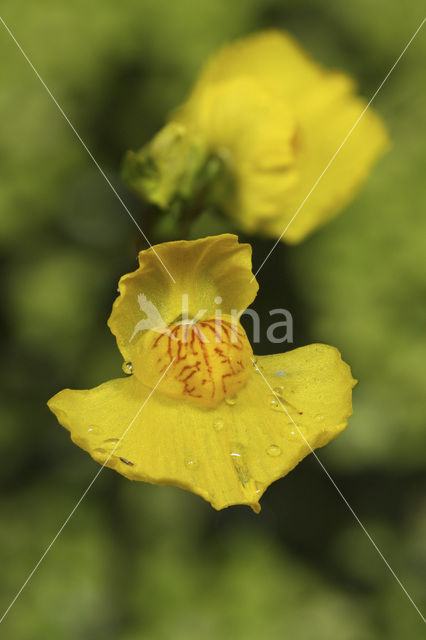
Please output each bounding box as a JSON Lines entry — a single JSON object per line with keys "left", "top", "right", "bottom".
{"left": 122, "top": 121, "right": 234, "bottom": 236}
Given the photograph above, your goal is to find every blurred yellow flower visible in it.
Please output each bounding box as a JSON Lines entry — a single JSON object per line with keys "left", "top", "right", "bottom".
{"left": 48, "top": 235, "right": 355, "bottom": 511}
{"left": 124, "top": 31, "right": 388, "bottom": 243}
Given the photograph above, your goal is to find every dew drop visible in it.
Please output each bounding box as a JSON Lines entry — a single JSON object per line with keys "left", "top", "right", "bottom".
{"left": 185, "top": 458, "right": 199, "bottom": 469}
{"left": 122, "top": 361, "right": 133, "bottom": 375}
{"left": 230, "top": 441, "right": 244, "bottom": 459}
{"left": 273, "top": 386, "right": 284, "bottom": 396}
{"left": 270, "top": 399, "right": 284, "bottom": 412}
{"left": 315, "top": 414, "right": 325, "bottom": 422}
{"left": 255, "top": 481, "right": 264, "bottom": 496}
{"left": 225, "top": 395, "right": 237, "bottom": 406}
{"left": 267, "top": 444, "right": 282, "bottom": 457}
{"left": 94, "top": 447, "right": 107, "bottom": 455}
{"left": 87, "top": 425, "right": 99, "bottom": 435}
{"left": 102, "top": 438, "right": 120, "bottom": 451}
{"left": 213, "top": 419, "right": 225, "bottom": 431}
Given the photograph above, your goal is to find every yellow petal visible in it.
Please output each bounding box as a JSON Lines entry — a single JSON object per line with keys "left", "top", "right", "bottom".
{"left": 177, "top": 30, "right": 389, "bottom": 242}
{"left": 180, "top": 77, "right": 297, "bottom": 174}
{"left": 192, "top": 30, "right": 323, "bottom": 103}
{"left": 108, "top": 234, "right": 259, "bottom": 363}
{"left": 255, "top": 343, "right": 356, "bottom": 443}
{"left": 178, "top": 76, "right": 299, "bottom": 228}
{"left": 261, "top": 73, "right": 389, "bottom": 243}
{"left": 48, "top": 343, "right": 355, "bottom": 512}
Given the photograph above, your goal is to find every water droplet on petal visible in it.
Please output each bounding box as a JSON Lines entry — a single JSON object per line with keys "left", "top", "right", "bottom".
{"left": 87, "top": 425, "right": 99, "bottom": 435}
{"left": 122, "top": 361, "right": 133, "bottom": 375}
{"left": 270, "top": 399, "right": 284, "bottom": 412}
{"left": 230, "top": 441, "right": 245, "bottom": 459}
{"left": 273, "top": 386, "right": 284, "bottom": 396}
{"left": 102, "top": 438, "right": 120, "bottom": 451}
{"left": 213, "top": 419, "right": 224, "bottom": 431}
{"left": 267, "top": 444, "right": 282, "bottom": 457}
{"left": 94, "top": 447, "right": 107, "bottom": 455}
{"left": 315, "top": 414, "right": 325, "bottom": 422}
{"left": 255, "top": 481, "right": 264, "bottom": 496}
{"left": 225, "top": 395, "right": 237, "bottom": 406}
{"left": 185, "top": 458, "right": 198, "bottom": 469}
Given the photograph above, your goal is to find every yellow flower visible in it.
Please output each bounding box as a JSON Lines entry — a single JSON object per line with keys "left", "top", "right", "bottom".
{"left": 48, "top": 235, "right": 355, "bottom": 511}
{"left": 124, "top": 30, "right": 388, "bottom": 243}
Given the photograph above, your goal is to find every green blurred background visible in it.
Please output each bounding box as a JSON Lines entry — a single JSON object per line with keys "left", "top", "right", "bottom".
{"left": 0, "top": 1, "right": 425, "bottom": 638}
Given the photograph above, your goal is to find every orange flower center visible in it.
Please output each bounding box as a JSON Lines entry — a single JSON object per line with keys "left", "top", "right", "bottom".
{"left": 133, "top": 315, "right": 253, "bottom": 408}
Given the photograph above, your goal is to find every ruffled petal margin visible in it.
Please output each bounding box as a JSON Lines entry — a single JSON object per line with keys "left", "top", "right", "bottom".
{"left": 48, "top": 343, "right": 355, "bottom": 512}
{"left": 108, "top": 234, "right": 259, "bottom": 363}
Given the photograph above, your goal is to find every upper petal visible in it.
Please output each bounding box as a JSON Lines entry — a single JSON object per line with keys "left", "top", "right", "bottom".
{"left": 108, "top": 234, "right": 259, "bottom": 363}
{"left": 177, "top": 77, "right": 300, "bottom": 229}
{"left": 262, "top": 73, "right": 389, "bottom": 243}
{"left": 191, "top": 30, "right": 324, "bottom": 104}
{"left": 180, "top": 30, "right": 388, "bottom": 241}
{"left": 179, "top": 76, "right": 297, "bottom": 173}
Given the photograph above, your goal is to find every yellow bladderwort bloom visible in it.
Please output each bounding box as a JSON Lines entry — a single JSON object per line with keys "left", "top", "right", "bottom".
{"left": 124, "top": 31, "right": 388, "bottom": 243}
{"left": 48, "top": 235, "right": 355, "bottom": 511}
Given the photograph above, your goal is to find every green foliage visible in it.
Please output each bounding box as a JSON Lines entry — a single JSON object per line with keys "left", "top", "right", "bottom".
{"left": 0, "top": 1, "right": 424, "bottom": 638}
